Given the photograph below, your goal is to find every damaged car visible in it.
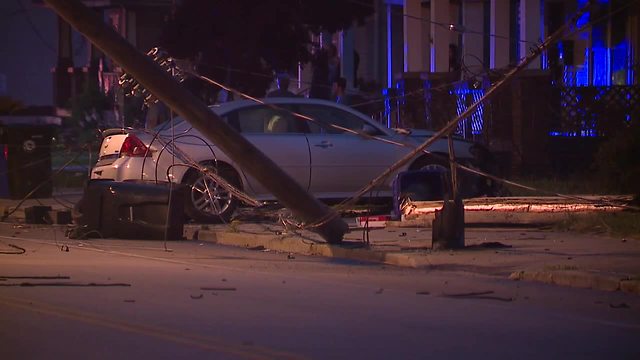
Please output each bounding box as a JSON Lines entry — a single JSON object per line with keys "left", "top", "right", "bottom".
{"left": 91, "top": 98, "right": 488, "bottom": 222}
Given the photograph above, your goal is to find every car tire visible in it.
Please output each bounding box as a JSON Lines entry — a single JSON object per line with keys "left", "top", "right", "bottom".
{"left": 410, "top": 154, "right": 481, "bottom": 198}
{"left": 183, "top": 164, "right": 241, "bottom": 223}
{"left": 409, "top": 154, "right": 450, "bottom": 173}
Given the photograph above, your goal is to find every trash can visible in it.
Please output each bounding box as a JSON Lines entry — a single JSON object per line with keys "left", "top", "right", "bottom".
{"left": 0, "top": 117, "right": 57, "bottom": 199}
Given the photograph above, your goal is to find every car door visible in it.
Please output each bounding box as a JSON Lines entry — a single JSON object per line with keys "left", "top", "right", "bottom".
{"left": 224, "top": 104, "right": 311, "bottom": 197}
{"left": 297, "top": 103, "right": 406, "bottom": 197}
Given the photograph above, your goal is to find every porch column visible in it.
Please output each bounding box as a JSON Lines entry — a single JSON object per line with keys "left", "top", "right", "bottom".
{"left": 341, "top": 29, "right": 355, "bottom": 89}
{"left": 632, "top": 2, "right": 640, "bottom": 84}
{"left": 57, "top": 16, "right": 73, "bottom": 68}
{"left": 404, "top": 0, "right": 425, "bottom": 72}
{"left": 490, "top": 0, "right": 509, "bottom": 69}
{"left": 430, "top": 0, "right": 450, "bottom": 72}
{"left": 519, "top": 0, "right": 542, "bottom": 68}
{"left": 462, "top": 0, "right": 484, "bottom": 73}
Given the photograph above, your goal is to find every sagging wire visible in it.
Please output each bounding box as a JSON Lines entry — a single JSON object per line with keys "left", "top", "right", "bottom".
{"left": 190, "top": 57, "right": 495, "bottom": 121}
{"left": 173, "top": 0, "right": 639, "bottom": 122}
{"left": 300, "top": 1, "right": 604, "bottom": 230}
{"left": 166, "top": 163, "right": 261, "bottom": 211}
{"left": 150, "top": 134, "right": 217, "bottom": 182}
{"left": 346, "top": 0, "right": 542, "bottom": 47}
{"left": 164, "top": 72, "right": 177, "bottom": 250}
{"left": 117, "top": 49, "right": 261, "bottom": 214}
{"left": 51, "top": 146, "right": 94, "bottom": 211}
{"left": 1, "top": 147, "right": 86, "bottom": 222}
{"left": 138, "top": 125, "right": 193, "bottom": 181}
{"left": 0, "top": 149, "right": 78, "bottom": 211}
{"left": 184, "top": 19, "right": 638, "bottom": 233}
{"left": 186, "top": 68, "right": 422, "bottom": 149}
{"left": 0, "top": 243, "right": 26, "bottom": 255}
{"left": 151, "top": 134, "right": 261, "bottom": 207}
{"left": 117, "top": 1, "right": 630, "bottom": 233}
{"left": 0, "top": 157, "right": 52, "bottom": 176}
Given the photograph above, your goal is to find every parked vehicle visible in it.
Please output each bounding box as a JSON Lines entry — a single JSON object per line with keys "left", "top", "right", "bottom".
{"left": 91, "top": 98, "right": 486, "bottom": 222}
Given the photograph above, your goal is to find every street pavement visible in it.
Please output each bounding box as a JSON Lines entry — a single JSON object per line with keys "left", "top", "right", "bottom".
{"left": 1, "top": 189, "right": 639, "bottom": 296}
{"left": 1, "top": 224, "right": 640, "bottom": 359}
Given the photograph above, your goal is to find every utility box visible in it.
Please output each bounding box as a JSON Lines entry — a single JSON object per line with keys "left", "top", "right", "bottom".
{"left": 0, "top": 116, "right": 59, "bottom": 199}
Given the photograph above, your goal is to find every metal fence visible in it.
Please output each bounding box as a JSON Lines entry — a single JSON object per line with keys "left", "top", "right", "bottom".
{"left": 386, "top": 74, "right": 638, "bottom": 140}
{"left": 552, "top": 85, "right": 639, "bottom": 136}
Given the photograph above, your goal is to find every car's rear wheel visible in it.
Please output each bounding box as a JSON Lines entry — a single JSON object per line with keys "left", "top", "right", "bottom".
{"left": 410, "top": 154, "right": 480, "bottom": 198}
{"left": 183, "top": 164, "right": 241, "bottom": 223}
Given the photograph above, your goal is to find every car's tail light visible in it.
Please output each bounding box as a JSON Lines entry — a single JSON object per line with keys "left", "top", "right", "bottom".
{"left": 120, "top": 134, "right": 151, "bottom": 157}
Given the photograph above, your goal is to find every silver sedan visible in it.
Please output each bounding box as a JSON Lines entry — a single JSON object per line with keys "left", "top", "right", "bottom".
{"left": 91, "top": 98, "right": 482, "bottom": 222}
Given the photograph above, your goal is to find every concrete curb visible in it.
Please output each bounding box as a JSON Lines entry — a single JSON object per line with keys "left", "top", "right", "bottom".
{"left": 509, "top": 270, "right": 640, "bottom": 295}
{"left": 196, "top": 229, "right": 419, "bottom": 268}
{"left": 197, "top": 229, "right": 640, "bottom": 296}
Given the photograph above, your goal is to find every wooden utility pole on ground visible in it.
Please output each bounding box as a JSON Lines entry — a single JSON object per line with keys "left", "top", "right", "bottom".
{"left": 44, "top": 0, "right": 348, "bottom": 243}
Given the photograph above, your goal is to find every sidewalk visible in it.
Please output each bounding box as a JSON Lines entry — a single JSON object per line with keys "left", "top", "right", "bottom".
{"left": 192, "top": 221, "right": 640, "bottom": 295}
{"left": 1, "top": 192, "right": 638, "bottom": 295}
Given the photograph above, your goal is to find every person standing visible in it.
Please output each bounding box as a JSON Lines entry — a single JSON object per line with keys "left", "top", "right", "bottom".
{"left": 332, "top": 77, "right": 349, "bottom": 105}
{"left": 327, "top": 43, "right": 341, "bottom": 88}
{"left": 309, "top": 45, "right": 330, "bottom": 100}
{"left": 266, "top": 73, "right": 296, "bottom": 97}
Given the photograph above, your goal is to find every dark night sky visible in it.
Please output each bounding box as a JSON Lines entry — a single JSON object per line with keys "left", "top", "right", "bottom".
{"left": 0, "top": 0, "right": 58, "bottom": 106}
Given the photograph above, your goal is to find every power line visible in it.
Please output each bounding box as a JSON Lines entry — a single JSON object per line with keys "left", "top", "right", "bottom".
{"left": 346, "top": 0, "right": 538, "bottom": 45}
{"left": 13, "top": 0, "right": 56, "bottom": 53}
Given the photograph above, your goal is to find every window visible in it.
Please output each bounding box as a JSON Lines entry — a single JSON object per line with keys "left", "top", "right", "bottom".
{"left": 296, "top": 104, "right": 383, "bottom": 135}
{"left": 225, "top": 105, "right": 302, "bottom": 134}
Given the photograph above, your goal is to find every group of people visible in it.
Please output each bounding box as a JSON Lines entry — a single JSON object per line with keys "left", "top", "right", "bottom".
{"left": 266, "top": 72, "right": 349, "bottom": 105}
{"left": 266, "top": 42, "right": 350, "bottom": 105}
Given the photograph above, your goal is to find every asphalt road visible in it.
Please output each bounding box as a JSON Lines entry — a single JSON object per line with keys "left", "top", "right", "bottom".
{"left": 1, "top": 225, "right": 639, "bottom": 359}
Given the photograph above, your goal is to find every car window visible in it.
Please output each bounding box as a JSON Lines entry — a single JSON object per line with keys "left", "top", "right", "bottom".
{"left": 224, "top": 105, "right": 303, "bottom": 134}
{"left": 296, "top": 104, "right": 383, "bottom": 135}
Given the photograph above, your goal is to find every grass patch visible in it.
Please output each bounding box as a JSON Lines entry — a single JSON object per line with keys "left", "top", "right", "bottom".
{"left": 554, "top": 212, "right": 640, "bottom": 239}
{"left": 503, "top": 174, "right": 610, "bottom": 196}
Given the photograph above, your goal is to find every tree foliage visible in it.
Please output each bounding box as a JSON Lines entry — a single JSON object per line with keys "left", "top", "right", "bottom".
{"left": 593, "top": 123, "right": 640, "bottom": 196}
{"left": 160, "top": 0, "right": 373, "bottom": 97}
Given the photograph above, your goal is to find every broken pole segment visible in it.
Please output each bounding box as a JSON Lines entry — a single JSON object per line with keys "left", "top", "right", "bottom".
{"left": 432, "top": 197, "right": 465, "bottom": 250}
{"left": 44, "top": 0, "right": 348, "bottom": 243}
{"left": 431, "top": 135, "right": 465, "bottom": 250}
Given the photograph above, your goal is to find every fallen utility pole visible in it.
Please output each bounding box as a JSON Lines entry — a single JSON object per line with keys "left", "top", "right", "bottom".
{"left": 44, "top": 0, "right": 348, "bottom": 243}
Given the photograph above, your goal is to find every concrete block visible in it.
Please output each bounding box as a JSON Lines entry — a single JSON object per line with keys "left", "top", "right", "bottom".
{"left": 25, "top": 206, "right": 52, "bottom": 224}
{"left": 47, "top": 210, "right": 72, "bottom": 225}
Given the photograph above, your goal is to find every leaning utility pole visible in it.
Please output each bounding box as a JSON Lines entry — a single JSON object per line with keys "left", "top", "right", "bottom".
{"left": 347, "top": 1, "right": 593, "bottom": 249}
{"left": 44, "top": 0, "right": 348, "bottom": 243}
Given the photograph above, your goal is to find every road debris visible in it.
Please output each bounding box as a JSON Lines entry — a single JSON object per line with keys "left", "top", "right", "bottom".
{"left": 0, "top": 244, "right": 26, "bottom": 255}
{"left": 0, "top": 282, "right": 131, "bottom": 287}
{"left": 442, "top": 290, "right": 514, "bottom": 302}
{"left": 200, "top": 287, "right": 237, "bottom": 291}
